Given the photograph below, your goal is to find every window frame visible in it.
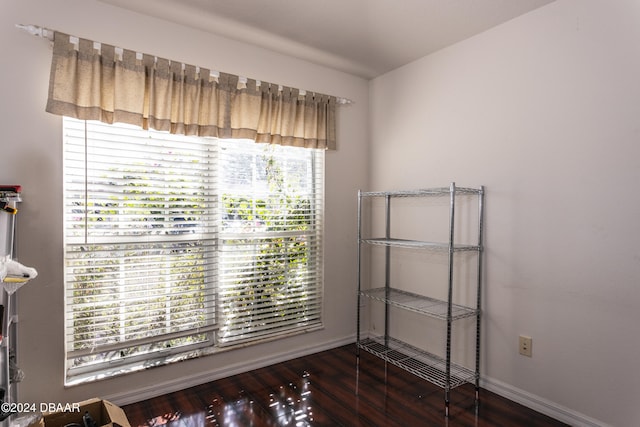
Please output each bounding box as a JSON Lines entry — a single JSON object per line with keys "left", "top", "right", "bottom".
{"left": 63, "top": 118, "right": 325, "bottom": 385}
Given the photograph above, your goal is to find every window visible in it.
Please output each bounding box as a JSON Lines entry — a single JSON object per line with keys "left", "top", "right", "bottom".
{"left": 63, "top": 118, "right": 324, "bottom": 384}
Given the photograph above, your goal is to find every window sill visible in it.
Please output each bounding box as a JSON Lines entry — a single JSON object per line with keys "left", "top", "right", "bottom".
{"left": 65, "top": 324, "right": 323, "bottom": 387}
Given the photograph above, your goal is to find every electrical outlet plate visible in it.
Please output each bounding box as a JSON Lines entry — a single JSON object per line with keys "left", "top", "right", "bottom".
{"left": 519, "top": 335, "right": 532, "bottom": 357}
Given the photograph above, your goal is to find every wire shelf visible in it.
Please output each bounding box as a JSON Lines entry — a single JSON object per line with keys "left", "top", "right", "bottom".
{"left": 360, "top": 287, "right": 478, "bottom": 320}
{"left": 361, "top": 238, "right": 481, "bottom": 252}
{"left": 359, "top": 187, "right": 482, "bottom": 198}
{"left": 358, "top": 336, "right": 477, "bottom": 389}
{"left": 0, "top": 186, "right": 22, "bottom": 203}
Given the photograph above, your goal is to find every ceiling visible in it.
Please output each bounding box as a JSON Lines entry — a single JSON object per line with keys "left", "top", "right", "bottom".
{"left": 98, "top": 0, "right": 555, "bottom": 79}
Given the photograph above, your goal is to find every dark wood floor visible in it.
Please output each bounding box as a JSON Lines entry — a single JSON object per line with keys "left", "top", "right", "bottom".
{"left": 122, "top": 344, "right": 568, "bottom": 426}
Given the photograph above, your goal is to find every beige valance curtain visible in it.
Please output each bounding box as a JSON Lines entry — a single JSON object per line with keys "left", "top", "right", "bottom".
{"left": 46, "top": 32, "right": 336, "bottom": 149}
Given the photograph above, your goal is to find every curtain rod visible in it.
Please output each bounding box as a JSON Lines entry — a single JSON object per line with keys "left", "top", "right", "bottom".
{"left": 16, "top": 23, "right": 353, "bottom": 105}
{"left": 17, "top": 24, "right": 53, "bottom": 40}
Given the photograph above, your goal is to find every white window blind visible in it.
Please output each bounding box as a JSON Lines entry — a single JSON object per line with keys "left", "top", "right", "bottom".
{"left": 217, "top": 139, "right": 324, "bottom": 345}
{"left": 63, "top": 118, "right": 324, "bottom": 383}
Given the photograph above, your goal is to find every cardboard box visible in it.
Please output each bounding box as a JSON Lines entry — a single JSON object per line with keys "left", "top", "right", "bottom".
{"left": 29, "top": 398, "right": 131, "bottom": 427}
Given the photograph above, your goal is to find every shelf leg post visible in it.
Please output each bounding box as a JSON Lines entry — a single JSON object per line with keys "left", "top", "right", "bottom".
{"left": 475, "top": 186, "right": 485, "bottom": 407}
{"left": 356, "top": 190, "right": 363, "bottom": 358}
{"left": 384, "top": 194, "right": 391, "bottom": 348}
{"left": 445, "top": 394, "right": 450, "bottom": 418}
{"left": 444, "top": 182, "right": 456, "bottom": 418}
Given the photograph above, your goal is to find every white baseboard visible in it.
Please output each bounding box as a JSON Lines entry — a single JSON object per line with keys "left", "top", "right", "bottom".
{"left": 480, "top": 376, "right": 609, "bottom": 427}
{"left": 106, "top": 335, "right": 355, "bottom": 406}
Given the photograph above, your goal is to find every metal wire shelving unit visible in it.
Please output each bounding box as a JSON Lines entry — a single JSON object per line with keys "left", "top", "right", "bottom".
{"left": 356, "top": 182, "right": 485, "bottom": 417}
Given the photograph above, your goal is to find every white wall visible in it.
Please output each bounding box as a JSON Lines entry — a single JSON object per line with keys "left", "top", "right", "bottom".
{"left": 0, "top": 0, "right": 368, "bottom": 406}
{"left": 369, "top": 0, "right": 639, "bottom": 426}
